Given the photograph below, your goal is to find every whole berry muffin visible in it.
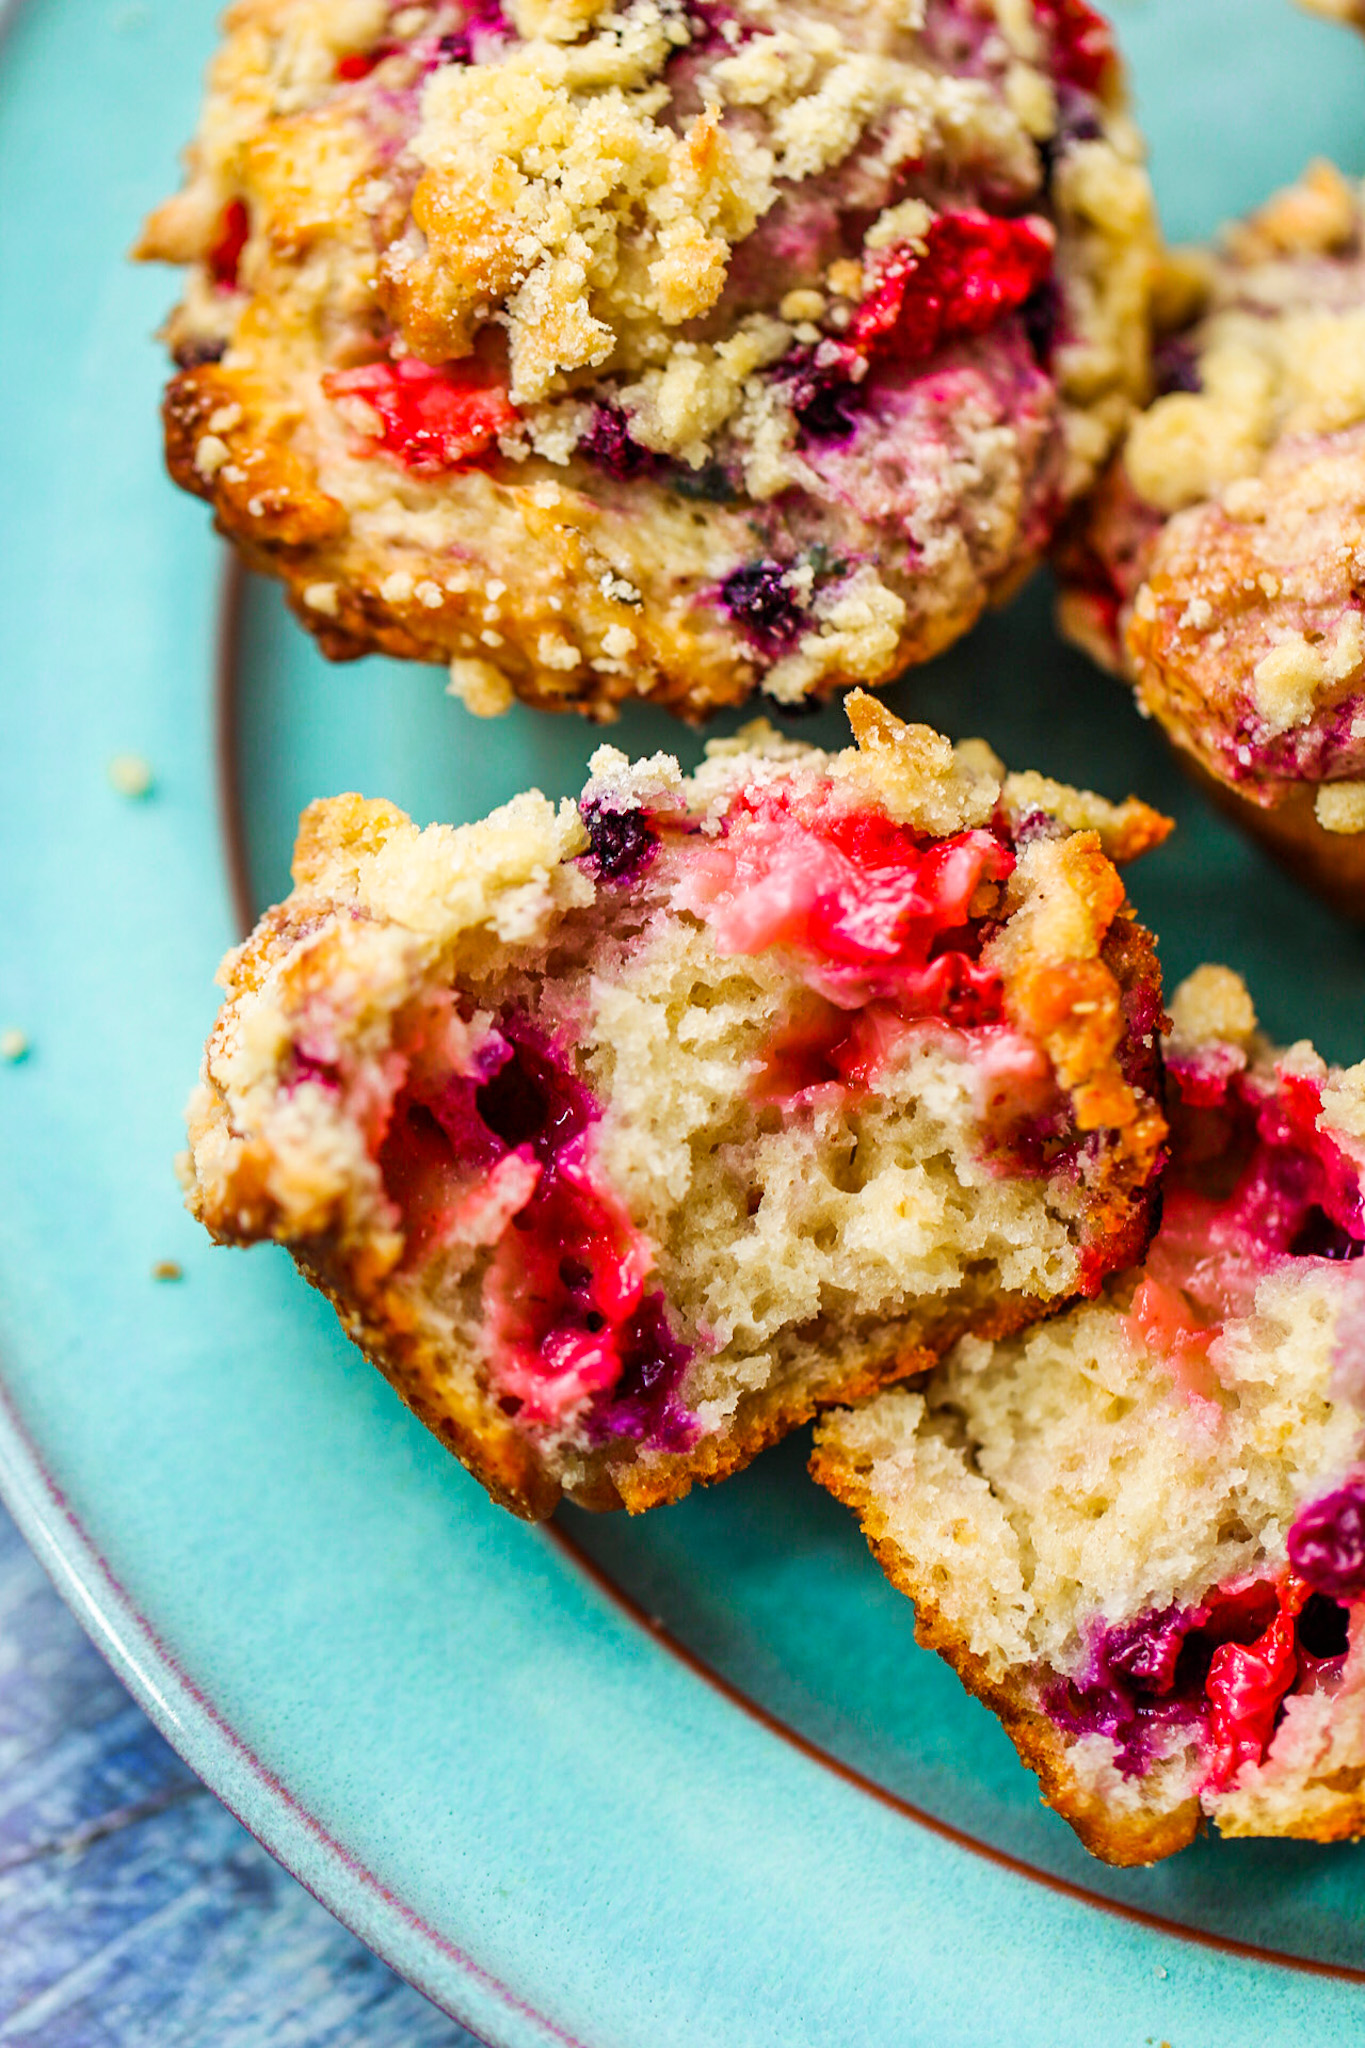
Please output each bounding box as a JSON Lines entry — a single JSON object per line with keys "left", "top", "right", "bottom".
{"left": 138, "top": 0, "right": 1156, "bottom": 720}
{"left": 816, "top": 966, "right": 1365, "bottom": 1865}
{"left": 182, "top": 696, "right": 1168, "bottom": 1519}
{"left": 1057, "top": 161, "right": 1365, "bottom": 917}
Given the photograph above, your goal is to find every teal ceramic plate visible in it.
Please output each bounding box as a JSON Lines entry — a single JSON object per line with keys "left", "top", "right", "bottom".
{"left": 6, "top": 2, "right": 1365, "bottom": 2039}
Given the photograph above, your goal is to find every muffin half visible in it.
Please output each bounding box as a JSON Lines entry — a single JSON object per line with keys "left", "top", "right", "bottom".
{"left": 815, "top": 966, "right": 1365, "bottom": 1863}
{"left": 184, "top": 696, "right": 1168, "bottom": 1517}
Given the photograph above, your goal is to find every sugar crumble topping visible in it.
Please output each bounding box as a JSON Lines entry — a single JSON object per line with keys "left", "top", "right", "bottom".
{"left": 141, "top": 0, "right": 1157, "bottom": 716}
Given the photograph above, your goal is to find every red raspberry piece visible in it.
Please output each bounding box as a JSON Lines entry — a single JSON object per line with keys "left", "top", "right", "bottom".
{"left": 336, "top": 48, "right": 384, "bottom": 79}
{"left": 851, "top": 210, "right": 1056, "bottom": 366}
{"left": 207, "top": 198, "right": 249, "bottom": 291}
{"left": 1204, "top": 1577, "right": 1307, "bottom": 1789}
{"left": 1034, "top": 0, "right": 1115, "bottom": 96}
{"left": 324, "top": 356, "right": 519, "bottom": 473}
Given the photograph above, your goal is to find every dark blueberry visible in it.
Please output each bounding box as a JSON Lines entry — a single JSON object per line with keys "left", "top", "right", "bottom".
{"left": 778, "top": 343, "right": 865, "bottom": 442}
{"left": 1039, "top": 87, "right": 1102, "bottom": 189}
{"left": 1153, "top": 337, "right": 1203, "bottom": 396}
{"left": 580, "top": 404, "right": 656, "bottom": 481}
{"left": 1289, "top": 1204, "right": 1365, "bottom": 1261}
{"left": 721, "top": 558, "right": 805, "bottom": 656}
{"left": 1296, "top": 1592, "right": 1351, "bottom": 1662}
{"left": 474, "top": 1020, "right": 595, "bottom": 1163}
{"left": 1288, "top": 1479, "right": 1365, "bottom": 1601}
{"left": 173, "top": 336, "right": 227, "bottom": 369}
{"left": 581, "top": 799, "right": 659, "bottom": 883}
{"left": 1021, "top": 278, "right": 1061, "bottom": 367}
{"left": 671, "top": 460, "right": 736, "bottom": 503}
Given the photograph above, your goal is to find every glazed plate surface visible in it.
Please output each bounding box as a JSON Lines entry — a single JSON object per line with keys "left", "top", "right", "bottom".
{"left": 6, "top": 2, "right": 1365, "bottom": 2039}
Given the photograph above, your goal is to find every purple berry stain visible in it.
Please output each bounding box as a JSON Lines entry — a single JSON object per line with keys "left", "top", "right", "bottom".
{"left": 1153, "top": 336, "right": 1202, "bottom": 396}
{"left": 436, "top": 0, "right": 509, "bottom": 62}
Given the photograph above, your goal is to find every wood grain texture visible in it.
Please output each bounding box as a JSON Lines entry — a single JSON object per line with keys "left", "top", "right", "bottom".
{"left": 0, "top": 1505, "right": 483, "bottom": 2046}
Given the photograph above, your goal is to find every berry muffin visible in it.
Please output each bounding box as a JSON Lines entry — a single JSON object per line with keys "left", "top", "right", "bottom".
{"left": 138, "top": 0, "right": 1157, "bottom": 720}
{"left": 183, "top": 696, "right": 1168, "bottom": 1519}
{"left": 815, "top": 965, "right": 1365, "bottom": 1865}
{"left": 1056, "top": 162, "right": 1365, "bottom": 917}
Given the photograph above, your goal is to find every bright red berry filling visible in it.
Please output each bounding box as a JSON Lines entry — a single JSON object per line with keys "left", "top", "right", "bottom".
{"left": 675, "top": 785, "right": 1015, "bottom": 1018}
{"left": 1049, "top": 1575, "right": 1343, "bottom": 1785}
{"left": 324, "top": 356, "right": 519, "bottom": 474}
{"left": 1034, "top": 0, "right": 1115, "bottom": 96}
{"left": 1203, "top": 1578, "right": 1307, "bottom": 1790}
{"left": 207, "top": 198, "right": 249, "bottom": 291}
{"left": 336, "top": 46, "right": 386, "bottom": 79}
{"left": 1125, "top": 1058, "right": 1365, "bottom": 1398}
{"left": 851, "top": 210, "right": 1056, "bottom": 367}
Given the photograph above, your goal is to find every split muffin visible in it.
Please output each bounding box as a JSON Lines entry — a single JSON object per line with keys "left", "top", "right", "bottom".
{"left": 183, "top": 696, "right": 1168, "bottom": 1517}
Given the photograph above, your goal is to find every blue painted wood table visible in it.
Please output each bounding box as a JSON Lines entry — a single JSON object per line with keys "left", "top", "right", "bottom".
{"left": 0, "top": 1501, "right": 482, "bottom": 2045}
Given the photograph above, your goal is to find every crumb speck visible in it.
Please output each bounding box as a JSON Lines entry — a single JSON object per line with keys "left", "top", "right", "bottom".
{"left": 151, "top": 1259, "right": 184, "bottom": 1282}
{"left": 0, "top": 1029, "right": 29, "bottom": 1063}
{"left": 108, "top": 753, "right": 155, "bottom": 799}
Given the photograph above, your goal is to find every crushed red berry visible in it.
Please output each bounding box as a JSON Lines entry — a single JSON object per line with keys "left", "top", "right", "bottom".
{"left": 1204, "top": 1578, "right": 1306, "bottom": 1790}
{"left": 207, "top": 198, "right": 249, "bottom": 291}
{"left": 676, "top": 785, "right": 1016, "bottom": 1023}
{"left": 324, "top": 356, "right": 519, "bottom": 474}
{"left": 378, "top": 1010, "right": 694, "bottom": 1443}
{"left": 851, "top": 210, "right": 1055, "bottom": 367}
{"left": 1288, "top": 1479, "right": 1365, "bottom": 1601}
{"left": 1047, "top": 1581, "right": 1292, "bottom": 1779}
{"left": 336, "top": 47, "right": 385, "bottom": 79}
{"left": 1034, "top": 0, "right": 1115, "bottom": 95}
{"left": 1126, "top": 1059, "right": 1365, "bottom": 1385}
